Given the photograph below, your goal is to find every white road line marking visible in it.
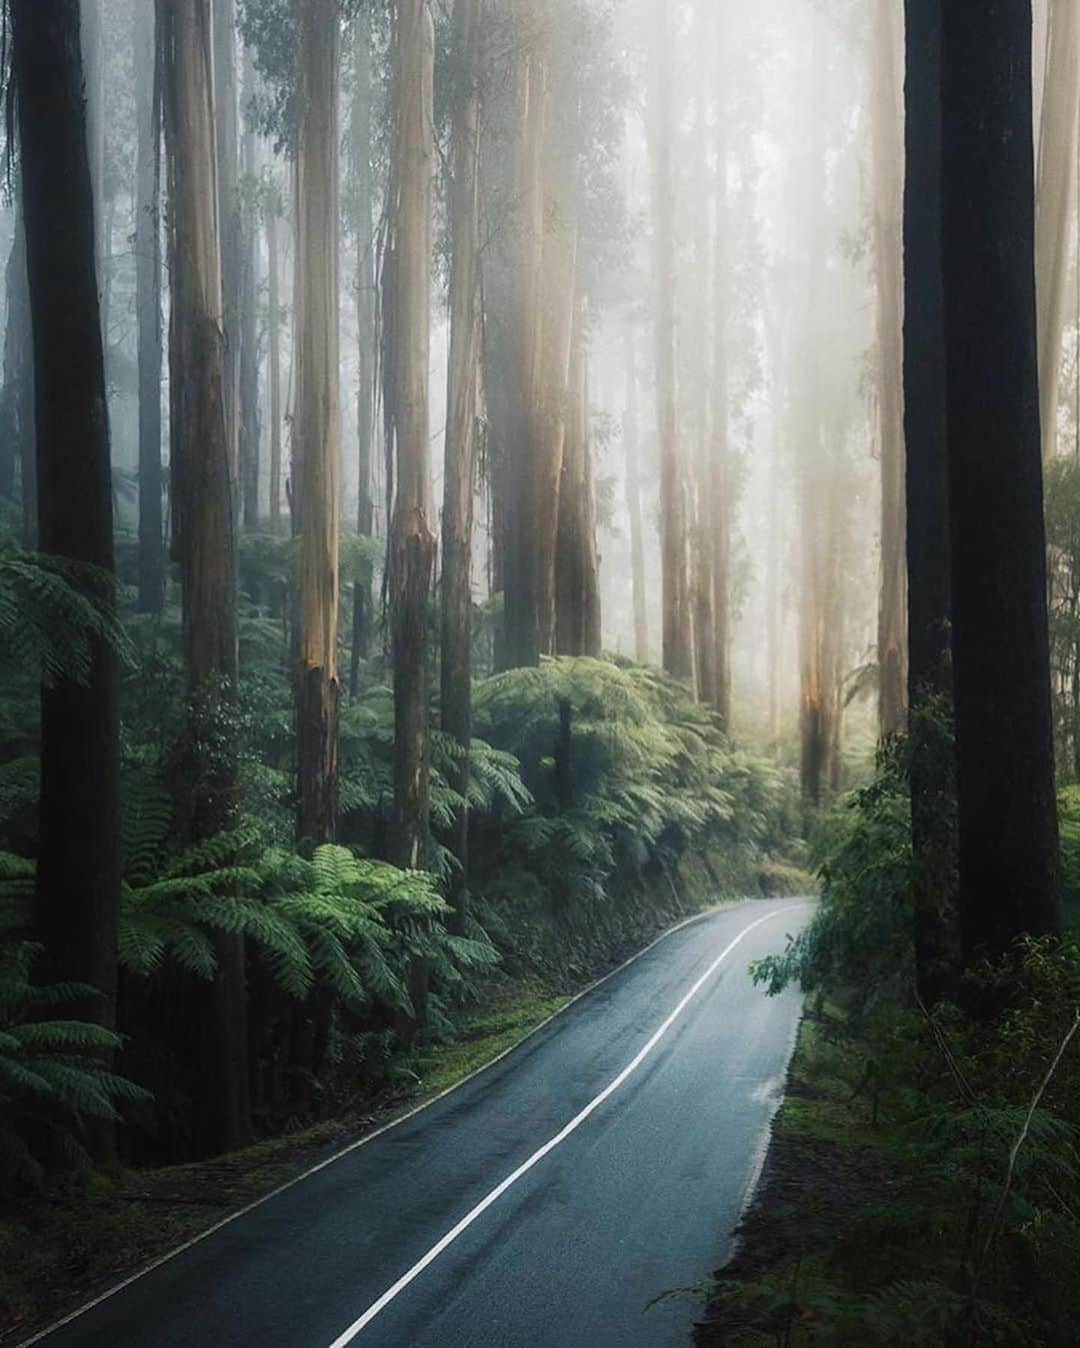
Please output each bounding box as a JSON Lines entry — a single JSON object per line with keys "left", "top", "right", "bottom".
{"left": 327, "top": 903, "right": 807, "bottom": 1347}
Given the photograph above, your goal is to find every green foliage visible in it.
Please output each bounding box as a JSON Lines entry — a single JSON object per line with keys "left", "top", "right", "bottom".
{"left": 728, "top": 740, "right": 1080, "bottom": 1345}
{"left": 752, "top": 736, "right": 914, "bottom": 1019}
{"left": 0, "top": 942, "right": 148, "bottom": 1189}
{"left": 0, "top": 546, "right": 132, "bottom": 687}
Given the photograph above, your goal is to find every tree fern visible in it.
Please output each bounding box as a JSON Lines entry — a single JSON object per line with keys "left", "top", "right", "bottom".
{"left": 0, "top": 942, "right": 148, "bottom": 1190}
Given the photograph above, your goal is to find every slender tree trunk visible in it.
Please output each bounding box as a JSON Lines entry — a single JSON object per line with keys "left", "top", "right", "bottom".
{"left": 691, "top": 1, "right": 716, "bottom": 706}
{"left": 519, "top": 73, "right": 577, "bottom": 667}
{"left": 161, "top": 0, "right": 251, "bottom": 1156}
{"left": 214, "top": 0, "right": 241, "bottom": 509}
{"left": 623, "top": 318, "right": 649, "bottom": 665}
{"left": 135, "top": 0, "right": 164, "bottom": 612}
{"left": 13, "top": 0, "right": 121, "bottom": 1160}
{"left": 267, "top": 192, "right": 284, "bottom": 533}
{"left": 648, "top": 0, "right": 693, "bottom": 683}
{"left": 873, "top": 0, "right": 908, "bottom": 736}
{"left": 388, "top": 0, "right": 436, "bottom": 874}
{"left": 1036, "top": 0, "right": 1080, "bottom": 461}
{"left": 556, "top": 305, "right": 601, "bottom": 657}
{"left": 294, "top": 0, "right": 341, "bottom": 850}
{"left": 440, "top": 0, "right": 483, "bottom": 932}
{"left": 239, "top": 48, "right": 260, "bottom": 529}
{"left": 941, "top": 0, "right": 1062, "bottom": 963}
{"left": 0, "top": 201, "right": 34, "bottom": 529}
{"left": 905, "top": 0, "right": 956, "bottom": 1004}
{"left": 766, "top": 416, "right": 782, "bottom": 752}
{"left": 503, "top": 6, "right": 566, "bottom": 670}
{"left": 81, "top": 0, "right": 107, "bottom": 337}
{"left": 479, "top": 8, "right": 530, "bottom": 671}
{"left": 711, "top": 20, "right": 732, "bottom": 729}
{"left": 350, "top": 8, "right": 376, "bottom": 694}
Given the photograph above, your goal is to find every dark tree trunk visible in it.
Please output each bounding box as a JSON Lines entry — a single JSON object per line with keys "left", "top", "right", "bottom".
{"left": 135, "top": 0, "right": 164, "bottom": 613}
{"left": 941, "top": 0, "right": 1062, "bottom": 963}
{"left": 13, "top": 0, "right": 121, "bottom": 1158}
{"left": 161, "top": 0, "right": 251, "bottom": 1157}
{"left": 904, "top": 0, "right": 956, "bottom": 1003}
{"left": 440, "top": 0, "right": 483, "bottom": 932}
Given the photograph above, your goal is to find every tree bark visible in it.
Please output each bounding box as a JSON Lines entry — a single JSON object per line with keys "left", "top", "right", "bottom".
{"left": 161, "top": 0, "right": 251, "bottom": 1156}
{"left": 648, "top": 0, "right": 693, "bottom": 683}
{"left": 13, "top": 0, "right": 121, "bottom": 1159}
{"left": 294, "top": 0, "right": 342, "bottom": 850}
{"left": 238, "top": 48, "right": 260, "bottom": 529}
{"left": 350, "top": 8, "right": 377, "bottom": 694}
{"left": 556, "top": 305, "right": 601, "bottom": 658}
{"left": 710, "top": 19, "right": 732, "bottom": 729}
{"left": 267, "top": 189, "right": 284, "bottom": 533}
{"left": 135, "top": 0, "right": 164, "bottom": 613}
{"left": 941, "top": 0, "right": 1062, "bottom": 963}
{"left": 0, "top": 200, "right": 34, "bottom": 529}
{"left": 1036, "top": 0, "right": 1080, "bottom": 461}
{"left": 622, "top": 318, "right": 649, "bottom": 665}
{"left": 872, "top": 0, "right": 908, "bottom": 736}
{"left": 905, "top": 0, "right": 956, "bottom": 1004}
{"left": 214, "top": 0, "right": 241, "bottom": 510}
{"left": 440, "top": 0, "right": 483, "bottom": 931}
{"left": 388, "top": 0, "right": 436, "bottom": 875}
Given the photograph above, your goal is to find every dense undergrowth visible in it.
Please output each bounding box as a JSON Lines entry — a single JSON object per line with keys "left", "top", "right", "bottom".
{"left": 702, "top": 734, "right": 1080, "bottom": 1346}
{"left": 0, "top": 535, "right": 805, "bottom": 1190}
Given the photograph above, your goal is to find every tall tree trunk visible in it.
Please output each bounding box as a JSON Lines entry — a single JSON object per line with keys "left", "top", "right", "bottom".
{"left": 520, "top": 75, "right": 577, "bottom": 668}
{"left": 766, "top": 415, "right": 782, "bottom": 752}
{"left": 81, "top": 0, "right": 107, "bottom": 339}
{"left": 239, "top": 48, "right": 260, "bottom": 529}
{"left": 0, "top": 200, "right": 34, "bottom": 530}
{"left": 503, "top": 6, "right": 567, "bottom": 671}
{"left": 161, "top": 0, "right": 251, "bottom": 1156}
{"left": 214, "top": 0, "right": 240, "bottom": 509}
{"left": 623, "top": 318, "right": 649, "bottom": 665}
{"left": 690, "top": 0, "right": 716, "bottom": 706}
{"left": 350, "top": 8, "right": 377, "bottom": 694}
{"left": 387, "top": 0, "right": 436, "bottom": 875}
{"left": 905, "top": 0, "right": 956, "bottom": 1004}
{"left": 440, "top": 0, "right": 483, "bottom": 932}
{"left": 135, "top": 0, "right": 164, "bottom": 612}
{"left": 941, "top": 0, "right": 1062, "bottom": 964}
{"left": 13, "top": 0, "right": 121, "bottom": 1159}
{"left": 1036, "top": 0, "right": 1080, "bottom": 461}
{"left": 798, "top": 34, "right": 832, "bottom": 810}
{"left": 267, "top": 189, "right": 284, "bottom": 533}
{"left": 648, "top": 0, "right": 693, "bottom": 683}
{"left": 872, "top": 0, "right": 908, "bottom": 736}
{"left": 556, "top": 306, "right": 601, "bottom": 658}
{"left": 294, "top": 0, "right": 341, "bottom": 850}
{"left": 711, "top": 19, "right": 732, "bottom": 730}
{"left": 478, "top": 5, "right": 530, "bottom": 671}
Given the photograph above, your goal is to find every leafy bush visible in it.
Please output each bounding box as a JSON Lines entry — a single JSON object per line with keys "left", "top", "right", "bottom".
{"left": 725, "top": 739, "right": 1080, "bottom": 1346}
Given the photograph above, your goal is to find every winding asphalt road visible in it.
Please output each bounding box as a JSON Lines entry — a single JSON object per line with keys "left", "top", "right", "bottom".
{"left": 31, "top": 898, "right": 811, "bottom": 1348}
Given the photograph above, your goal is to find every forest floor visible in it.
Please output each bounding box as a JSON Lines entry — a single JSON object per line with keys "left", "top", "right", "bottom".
{"left": 1, "top": 881, "right": 805, "bottom": 1345}
{"left": 694, "top": 1011, "right": 896, "bottom": 1345}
